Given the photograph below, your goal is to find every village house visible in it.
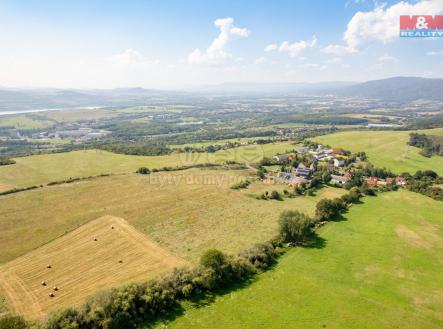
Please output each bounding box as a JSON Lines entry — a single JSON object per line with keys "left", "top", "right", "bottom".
{"left": 386, "top": 177, "right": 407, "bottom": 187}
{"left": 365, "top": 177, "right": 379, "bottom": 187}
{"left": 332, "top": 147, "right": 344, "bottom": 155}
{"left": 330, "top": 174, "right": 351, "bottom": 185}
{"left": 273, "top": 153, "right": 295, "bottom": 163}
{"left": 333, "top": 158, "right": 346, "bottom": 168}
{"left": 295, "top": 163, "right": 313, "bottom": 178}
{"left": 297, "top": 147, "right": 308, "bottom": 155}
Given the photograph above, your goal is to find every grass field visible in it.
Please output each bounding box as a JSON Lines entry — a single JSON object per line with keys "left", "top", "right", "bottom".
{"left": 0, "top": 115, "right": 54, "bottom": 129}
{"left": 312, "top": 128, "right": 443, "bottom": 175}
{"left": 0, "top": 170, "right": 344, "bottom": 265}
{"left": 35, "top": 108, "right": 117, "bottom": 122}
{"left": 0, "top": 215, "right": 186, "bottom": 319}
{"left": 0, "top": 142, "right": 296, "bottom": 188}
{"left": 169, "top": 137, "right": 277, "bottom": 149}
{"left": 153, "top": 190, "right": 443, "bottom": 329}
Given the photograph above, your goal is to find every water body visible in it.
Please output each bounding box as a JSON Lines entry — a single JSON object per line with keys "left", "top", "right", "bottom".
{"left": 0, "top": 106, "right": 102, "bottom": 116}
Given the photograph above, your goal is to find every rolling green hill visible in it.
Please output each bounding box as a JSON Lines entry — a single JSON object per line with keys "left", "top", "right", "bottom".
{"left": 312, "top": 128, "right": 443, "bottom": 175}
{"left": 153, "top": 190, "right": 443, "bottom": 329}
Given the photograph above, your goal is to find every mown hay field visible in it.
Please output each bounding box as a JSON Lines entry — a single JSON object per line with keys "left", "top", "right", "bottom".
{"left": 0, "top": 215, "right": 186, "bottom": 319}
{"left": 0, "top": 169, "right": 345, "bottom": 265}
{"left": 0, "top": 142, "right": 296, "bottom": 189}
{"left": 312, "top": 128, "right": 443, "bottom": 175}
{"left": 153, "top": 190, "right": 443, "bottom": 329}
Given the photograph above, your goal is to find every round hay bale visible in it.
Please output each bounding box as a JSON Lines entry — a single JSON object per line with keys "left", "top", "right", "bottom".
{"left": 118, "top": 259, "right": 123, "bottom": 263}
{"left": 49, "top": 292, "right": 54, "bottom": 298}
{"left": 93, "top": 237, "right": 97, "bottom": 241}
{"left": 111, "top": 225, "right": 115, "bottom": 229}
{"left": 46, "top": 264, "right": 51, "bottom": 269}
{"left": 41, "top": 281, "right": 46, "bottom": 286}
{"left": 53, "top": 286, "right": 58, "bottom": 291}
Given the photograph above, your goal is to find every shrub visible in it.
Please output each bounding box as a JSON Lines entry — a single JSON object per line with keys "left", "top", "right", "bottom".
{"left": 136, "top": 167, "right": 151, "bottom": 175}
{"left": 0, "top": 158, "right": 16, "bottom": 166}
{"left": 230, "top": 179, "right": 251, "bottom": 190}
{"left": 278, "top": 210, "right": 313, "bottom": 243}
{"left": 0, "top": 316, "right": 27, "bottom": 329}
{"left": 44, "top": 308, "right": 81, "bottom": 329}
{"left": 315, "top": 198, "right": 347, "bottom": 221}
{"left": 200, "top": 249, "right": 226, "bottom": 271}
{"left": 269, "top": 190, "right": 282, "bottom": 200}
{"left": 238, "top": 242, "right": 279, "bottom": 269}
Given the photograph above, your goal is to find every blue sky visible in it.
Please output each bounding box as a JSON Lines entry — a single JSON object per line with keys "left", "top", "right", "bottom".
{"left": 0, "top": 0, "right": 442, "bottom": 88}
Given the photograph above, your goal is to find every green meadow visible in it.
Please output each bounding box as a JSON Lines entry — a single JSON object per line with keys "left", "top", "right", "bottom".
{"left": 0, "top": 142, "right": 296, "bottom": 189}
{"left": 0, "top": 115, "right": 54, "bottom": 129}
{"left": 154, "top": 190, "right": 443, "bottom": 329}
{"left": 312, "top": 128, "right": 443, "bottom": 175}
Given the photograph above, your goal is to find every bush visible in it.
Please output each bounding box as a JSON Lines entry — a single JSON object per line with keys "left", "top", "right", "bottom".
{"left": 200, "top": 249, "right": 226, "bottom": 271}
{"left": 136, "top": 167, "right": 151, "bottom": 175}
{"left": 44, "top": 308, "right": 81, "bottom": 329}
{"left": 269, "top": 190, "right": 282, "bottom": 200}
{"left": 278, "top": 210, "right": 313, "bottom": 243}
{"left": 315, "top": 198, "right": 347, "bottom": 221}
{"left": 0, "top": 316, "right": 27, "bottom": 329}
{"left": 0, "top": 158, "right": 16, "bottom": 166}
{"left": 230, "top": 179, "right": 251, "bottom": 190}
{"left": 238, "top": 242, "right": 281, "bottom": 269}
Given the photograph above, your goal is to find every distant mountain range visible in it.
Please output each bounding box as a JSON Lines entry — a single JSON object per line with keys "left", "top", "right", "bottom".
{"left": 0, "top": 77, "right": 442, "bottom": 112}
{"left": 333, "top": 77, "right": 443, "bottom": 102}
{"left": 196, "top": 81, "right": 355, "bottom": 94}
{"left": 200, "top": 77, "right": 443, "bottom": 101}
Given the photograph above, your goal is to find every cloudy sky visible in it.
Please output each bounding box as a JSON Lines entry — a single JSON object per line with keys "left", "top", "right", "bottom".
{"left": 0, "top": 0, "right": 442, "bottom": 89}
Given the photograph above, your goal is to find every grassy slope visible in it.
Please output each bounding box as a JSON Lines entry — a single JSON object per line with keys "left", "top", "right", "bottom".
{"left": 36, "top": 108, "right": 117, "bottom": 122}
{"left": 0, "top": 115, "right": 53, "bottom": 129}
{"left": 0, "top": 142, "right": 295, "bottom": 189}
{"left": 312, "top": 128, "right": 443, "bottom": 175}
{"left": 155, "top": 191, "right": 443, "bottom": 329}
{"left": 0, "top": 170, "right": 345, "bottom": 264}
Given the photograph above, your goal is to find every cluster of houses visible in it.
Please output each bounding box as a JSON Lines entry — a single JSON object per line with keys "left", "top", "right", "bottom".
{"left": 272, "top": 145, "right": 350, "bottom": 186}
{"left": 269, "top": 144, "right": 407, "bottom": 189}
{"left": 31, "top": 128, "right": 111, "bottom": 141}
{"left": 365, "top": 176, "right": 406, "bottom": 187}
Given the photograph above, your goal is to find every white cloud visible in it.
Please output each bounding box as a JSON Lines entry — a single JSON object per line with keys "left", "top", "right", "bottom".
{"left": 378, "top": 53, "right": 398, "bottom": 62}
{"left": 326, "top": 57, "right": 343, "bottom": 64}
{"left": 264, "top": 44, "right": 278, "bottom": 52}
{"left": 322, "top": 44, "right": 356, "bottom": 55}
{"left": 109, "top": 49, "right": 160, "bottom": 67}
{"left": 427, "top": 50, "right": 443, "bottom": 55}
{"left": 255, "top": 57, "right": 266, "bottom": 64}
{"left": 188, "top": 17, "right": 249, "bottom": 66}
{"left": 267, "top": 35, "right": 317, "bottom": 58}
{"left": 323, "top": 0, "right": 443, "bottom": 54}
{"left": 303, "top": 63, "right": 327, "bottom": 69}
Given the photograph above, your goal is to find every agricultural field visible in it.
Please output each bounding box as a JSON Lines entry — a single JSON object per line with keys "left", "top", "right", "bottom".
{"left": 116, "top": 106, "right": 184, "bottom": 113}
{"left": 153, "top": 190, "right": 443, "bottom": 329}
{"left": 312, "top": 128, "right": 443, "bottom": 175}
{"left": 0, "top": 115, "right": 54, "bottom": 129}
{"left": 0, "top": 215, "right": 186, "bottom": 319}
{"left": 0, "top": 170, "right": 345, "bottom": 265}
{"left": 35, "top": 108, "right": 117, "bottom": 122}
{"left": 0, "top": 141, "right": 296, "bottom": 188}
